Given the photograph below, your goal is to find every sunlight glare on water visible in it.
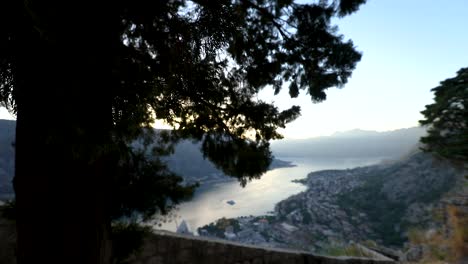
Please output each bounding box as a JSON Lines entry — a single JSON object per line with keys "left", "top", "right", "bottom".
{"left": 156, "top": 157, "right": 384, "bottom": 232}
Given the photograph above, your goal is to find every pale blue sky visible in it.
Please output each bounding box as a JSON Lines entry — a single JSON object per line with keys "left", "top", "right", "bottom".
{"left": 1, "top": 1, "right": 467, "bottom": 138}
{"left": 261, "top": 0, "right": 468, "bottom": 138}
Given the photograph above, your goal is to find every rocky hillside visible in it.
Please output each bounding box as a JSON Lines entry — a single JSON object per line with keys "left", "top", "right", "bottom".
{"left": 199, "top": 152, "right": 465, "bottom": 256}
{"left": 277, "top": 152, "right": 461, "bottom": 247}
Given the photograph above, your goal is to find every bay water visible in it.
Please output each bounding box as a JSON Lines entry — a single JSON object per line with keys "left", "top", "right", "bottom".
{"left": 156, "top": 156, "right": 385, "bottom": 233}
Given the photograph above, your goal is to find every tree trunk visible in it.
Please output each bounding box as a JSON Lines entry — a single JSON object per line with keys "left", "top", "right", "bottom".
{"left": 14, "top": 116, "right": 113, "bottom": 264}
{"left": 13, "top": 3, "right": 116, "bottom": 263}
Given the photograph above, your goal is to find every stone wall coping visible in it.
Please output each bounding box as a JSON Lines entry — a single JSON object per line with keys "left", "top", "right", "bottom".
{"left": 149, "top": 230, "right": 396, "bottom": 263}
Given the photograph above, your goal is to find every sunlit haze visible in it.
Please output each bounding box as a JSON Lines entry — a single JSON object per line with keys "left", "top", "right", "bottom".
{"left": 1, "top": 0, "right": 467, "bottom": 139}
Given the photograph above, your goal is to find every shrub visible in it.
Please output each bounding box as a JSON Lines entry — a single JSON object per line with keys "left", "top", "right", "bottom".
{"left": 111, "top": 222, "right": 152, "bottom": 264}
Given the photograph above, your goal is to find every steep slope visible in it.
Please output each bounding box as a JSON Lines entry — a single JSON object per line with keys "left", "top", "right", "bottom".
{"left": 274, "top": 152, "right": 463, "bottom": 248}
{"left": 198, "top": 152, "right": 464, "bottom": 255}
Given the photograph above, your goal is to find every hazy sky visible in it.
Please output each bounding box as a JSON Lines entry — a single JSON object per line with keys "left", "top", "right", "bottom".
{"left": 1, "top": 1, "right": 467, "bottom": 139}
{"left": 261, "top": 0, "right": 468, "bottom": 138}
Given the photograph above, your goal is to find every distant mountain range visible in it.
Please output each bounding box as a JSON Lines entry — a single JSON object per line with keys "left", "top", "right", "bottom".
{"left": 271, "top": 127, "right": 426, "bottom": 159}
{"left": 0, "top": 120, "right": 293, "bottom": 200}
{"left": 163, "top": 139, "right": 294, "bottom": 185}
{"left": 0, "top": 120, "right": 427, "bottom": 200}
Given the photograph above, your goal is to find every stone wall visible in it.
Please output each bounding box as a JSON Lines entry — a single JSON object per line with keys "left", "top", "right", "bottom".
{"left": 127, "top": 230, "right": 395, "bottom": 264}
{"left": 0, "top": 210, "right": 16, "bottom": 264}
{"left": 0, "top": 213, "right": 395, "bottom": 264}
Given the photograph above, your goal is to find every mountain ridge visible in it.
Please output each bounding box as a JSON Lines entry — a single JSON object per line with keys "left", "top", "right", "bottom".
{"left": 0, "top": 120, "right": 293, "bottom": 200}
{"left": 271, "top": 126, "right": 426, "bottom": 159}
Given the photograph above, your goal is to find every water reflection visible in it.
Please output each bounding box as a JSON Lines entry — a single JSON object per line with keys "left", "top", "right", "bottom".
{"left": 156, "top": 157, "right": 385, "bottom": 232}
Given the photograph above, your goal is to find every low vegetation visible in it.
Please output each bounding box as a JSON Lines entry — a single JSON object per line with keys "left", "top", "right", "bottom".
{"left": 406, "top": 204, "right": 468, "bottom": 263}
{"left": 111, "top": 222, "right": 152, "bottom": 264}
{"left": 447, "top": 205, "right": 468, "bottom": 261}
{"left": 322, "top": 244, "right": 373, "bottom": 258}
{"left": 337, "top": 174, "right": 408, "bottom": 246}
{"left": 198, "top": 217, "right": 241, "bottom": 238}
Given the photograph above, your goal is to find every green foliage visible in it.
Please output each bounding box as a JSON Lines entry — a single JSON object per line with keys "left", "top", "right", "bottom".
{"left": 337, "top": 176, "right": 407, "bottom": 246}
{"left": 419, "top": 67, "right": 468, "bottom": 163}
{"left": 110, "top": 140, "right": 198, "bottom": 220}
{"left": 361, "top": 240, "right": 378, "bottom": 248}
{"left": 198, "top": 223, "right": 225, "bottom": 238}
{"left": 323, "top": 244, "right": 371, "bottom": 258}
{"left": 198, "top": 217, "right": 241, "bottom": 238}
{"left": 407, "top": 228, "right": 425, "bottom": 245}
{"left": 0, "top": 0, "right": 365, "bottom": 222}
{"left": 111, "top": 222, "right": 152, "bottom": 264}
{"left": 0, "top": 1, "right": 366, "bottom": 261}
{"left": 301, "top": 209, "right": 312, "bottom": 224}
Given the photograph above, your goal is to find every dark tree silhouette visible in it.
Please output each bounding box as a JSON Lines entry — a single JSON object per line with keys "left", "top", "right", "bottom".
{"left": 0, "top": 1, "right": 365, "bottom": 263}
{"left": 419, "top": 68, "right": 468, "bottom": 163}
